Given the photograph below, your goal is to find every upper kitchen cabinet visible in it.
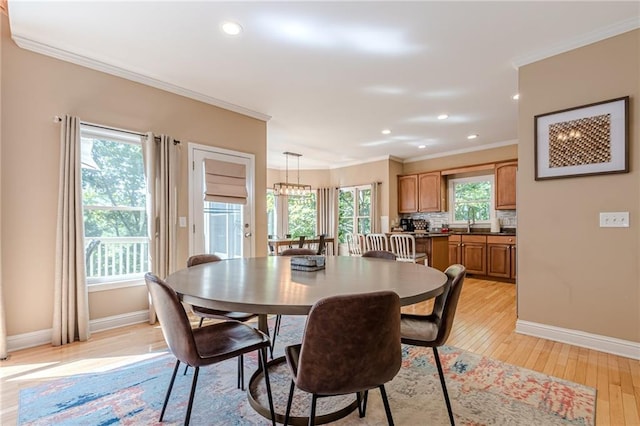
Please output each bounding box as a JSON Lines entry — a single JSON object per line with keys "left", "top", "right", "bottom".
{"left": 495, "top": 161, "right": 517, "bottom": 210}
{"left": 398, "top": 174, "right": 418, "bottom": 213}
{"left": 418, "top": 171, "right": 446, "bottom": 212}
{"left": 398, "top": 172, "right": 447, "bottom": 213}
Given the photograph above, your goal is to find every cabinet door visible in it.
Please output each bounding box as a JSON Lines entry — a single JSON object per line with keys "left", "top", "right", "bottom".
{"left": 418, "top": 172, "right": 445, "bottom": 212}
{"left": 487, "top": 243, "right": 511, "bottom": 278}
{"left": 462, "top": 242, "right": 486, "bottom": 275}
{"left": 448, "top": 242, "right": 461, "bottom": 265}
{"left": 495, "top": 161, "right": 517, "bottom": 210}
{"left": 398, "top": 175, "right": 418, "bottom": 213}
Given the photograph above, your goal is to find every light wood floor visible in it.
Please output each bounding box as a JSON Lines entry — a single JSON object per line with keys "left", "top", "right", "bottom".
{"left": 1, "top": 277, "right": 639, "bottom": 425}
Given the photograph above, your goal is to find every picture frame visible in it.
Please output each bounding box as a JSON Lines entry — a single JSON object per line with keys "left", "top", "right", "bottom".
{"left": 534, "top": 96, "right": 629, "bottom": 181}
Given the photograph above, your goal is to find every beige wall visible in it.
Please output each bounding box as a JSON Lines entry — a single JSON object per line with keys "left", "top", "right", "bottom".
{"left": 518, "top": 30, "right": 639, "bottom": 342}
{"left": 402, "top": 144, "right": 518, "bottom": 174}
{"left": 0, "top": 20, "right": 267, "bottom": 336}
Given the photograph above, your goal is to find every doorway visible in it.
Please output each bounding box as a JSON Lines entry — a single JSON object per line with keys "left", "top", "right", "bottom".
{"left": 189, "top": 144, "right": 255, "bottom": 259}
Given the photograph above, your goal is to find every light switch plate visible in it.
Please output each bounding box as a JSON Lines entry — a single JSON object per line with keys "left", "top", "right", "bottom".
{"left": 599, "top": 212, "right": 629, "bottom": 228}
{"left": 179, "top": 217, "right": 187, "bottom": 228}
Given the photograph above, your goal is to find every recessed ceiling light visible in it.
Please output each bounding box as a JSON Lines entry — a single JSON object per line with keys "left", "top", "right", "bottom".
{"left": 381, "top": 129, "right": 391, "bottom": 135}
{"left": 467, "top": 134, "right": 478, "bottom": 140}
{"left": 418, "top": 145, "right": 426, "bottom": 149}
{"left": 437, "top": 114, "right": 449, "bottom": 120}
{"left": 512, "top": 93, "right": 520, "bottom": 100}
{"left": 221, "top": 21, "right": 242, "bottom": 36}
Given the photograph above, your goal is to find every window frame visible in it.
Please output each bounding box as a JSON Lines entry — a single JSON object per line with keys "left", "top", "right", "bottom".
{"left": 80, "top": 125, "right": 148, "bottom": 291}
{"left": 338, "top": 185, "right": 371, "bottom": 243}
{"left": 447, "top": 174, "right": 495, "bottom": 226}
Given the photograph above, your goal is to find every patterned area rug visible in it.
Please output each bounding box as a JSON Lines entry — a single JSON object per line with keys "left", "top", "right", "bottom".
{"left": 18, "top": 316, "right": 595, "bottom": 425}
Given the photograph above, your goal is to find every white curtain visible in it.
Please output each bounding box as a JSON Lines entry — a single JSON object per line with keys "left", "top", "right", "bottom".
{"left": 143, "top": 133, "right": 179, "bottom": 324}
{"left": 317, "top": 187, "right": 338, "bottom": 247}
{"left": 52, "top": 115, "right": 90, "bottom": 346}
{"left": 370, "top": 182, "right": 381, "bottom": 233}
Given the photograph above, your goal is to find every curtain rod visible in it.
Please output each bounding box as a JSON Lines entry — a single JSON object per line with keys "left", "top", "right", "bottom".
{"left": 53, "top": 116, "right": 181, "bottom": 145}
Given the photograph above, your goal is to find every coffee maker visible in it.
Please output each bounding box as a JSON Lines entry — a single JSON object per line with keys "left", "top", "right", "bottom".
{"left": 400, "top": 218, "right": 415, "bottom": 232}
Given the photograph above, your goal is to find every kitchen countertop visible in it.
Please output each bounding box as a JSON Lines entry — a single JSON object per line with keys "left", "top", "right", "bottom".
{"left": 390, "top": 230, "right": 516, "bottom": 237}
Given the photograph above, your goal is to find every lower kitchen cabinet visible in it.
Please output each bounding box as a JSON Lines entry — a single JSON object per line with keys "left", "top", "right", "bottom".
{"left": 487, "top": 235, "right": 517, "bottom": 279}
{"left": 448, "top": 234, "right": 487, "bottom": 275}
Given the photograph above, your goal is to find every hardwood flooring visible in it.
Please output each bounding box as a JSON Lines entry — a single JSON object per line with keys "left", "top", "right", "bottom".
{"left": 1, "top": 277, "right": 639, "bottom": 425}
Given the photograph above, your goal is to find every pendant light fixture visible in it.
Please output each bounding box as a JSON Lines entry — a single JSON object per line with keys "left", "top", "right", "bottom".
{"left": 273, "top": 151, "right": 312, "bottom": 196}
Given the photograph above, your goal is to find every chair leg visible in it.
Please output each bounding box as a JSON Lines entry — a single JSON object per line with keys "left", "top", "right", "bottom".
{"left": 284, "top": 380, "right": 296, "bottom": 426}
{"left": 433, "top": 347, "right": 455, "bottom": 426}
{"left": 184, "top": 366, "right": 200, "bottom": 426}
{"left": 356, "top": 391, "right": 365, "bottom": 417}
{"left": 237, "top": 355, "right": 245, "bottom": 390}
{"left": 308, "top": 394, "right": 318, "bottom": 426}
{"left": 379, "top": 384, "right": 394, "bottom": 426}
{"left": 270, "top": 316, "right": 281, "bottom": 359}
{"left": 260, "top": 348, "right": 276, "bottom": 426}
{"left": 361, "top": 389, "right": 369, "bottom": 416}
{"left": 160, "top": 360, "right": 180, "bottom": 422}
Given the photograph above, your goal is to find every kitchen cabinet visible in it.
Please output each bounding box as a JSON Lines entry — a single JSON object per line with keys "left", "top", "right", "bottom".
{"left": 418, "top": 171, "right": 446, "bottom": 212}
{"left": 448, "top": 234, "right": 487, "bottom": 275}
{"left": 495, "top": 161, "right": 517, "bottom": 210}
{"left": 487, "top": 235, "right": 517, "bottom": 279}
{"left": 415, "top": 236, "right": 449, "bottom": 272}
{"left": 398, "top": 175, "right": 418, "bottom": 213}
{"left": 398, "top": 172, "right": 446, "bottom": 214}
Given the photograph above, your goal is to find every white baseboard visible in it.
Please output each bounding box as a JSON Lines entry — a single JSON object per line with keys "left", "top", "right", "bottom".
{"left": 6, "top": 310, "right": 150, "bottom": 353}
{"left": 516, "top": 319, "right": 640, "bottom": 360}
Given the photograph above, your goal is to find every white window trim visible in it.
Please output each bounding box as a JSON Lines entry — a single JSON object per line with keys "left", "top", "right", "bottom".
{"left": 448, "top": 175, "right": 495, "bottom": 225}
{"left": 88, "top": 278, "right": 146, "bottom": 293}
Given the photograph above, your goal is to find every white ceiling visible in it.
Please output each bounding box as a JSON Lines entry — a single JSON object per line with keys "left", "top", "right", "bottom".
{"left": 7, "top": 1, "right": 640, "bottom": 169}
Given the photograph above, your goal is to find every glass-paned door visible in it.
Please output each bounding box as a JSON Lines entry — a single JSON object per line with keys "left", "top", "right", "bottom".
{"left": 191, "top": 146, "right": 255, "bottom": 259}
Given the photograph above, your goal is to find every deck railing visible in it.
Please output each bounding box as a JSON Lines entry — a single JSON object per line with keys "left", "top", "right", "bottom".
{"left": 85, "top": 237, "right": 149, "bottom": 282}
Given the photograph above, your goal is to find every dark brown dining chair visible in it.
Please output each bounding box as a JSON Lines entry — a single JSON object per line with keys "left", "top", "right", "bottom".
{"left": 362, "top": 250, "right": 397, "bottom": 260}
{"left": 283, "top": 291, "right": 402, "bottom": 426}
{"left": 316, "top": 234, "right": 326, "bottom": 255}
{"left": 400, "top": 264, "right": 466, "bottom": 426}
{"left": 144, "top": 273, "right": 276, "bottom": 426}
{"left": 185, "top": 254, "right": 258, "bottom": 390}
{"left": 297, "top": 235, "right": 306, "bottom": 248}
{"left": 280, "top": 248, "right": 316, "bottom": 256}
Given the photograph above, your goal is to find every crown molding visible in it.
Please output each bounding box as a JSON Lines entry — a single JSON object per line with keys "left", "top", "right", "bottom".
{"left": 404, "top": 140, "right": 518, "bottom": 163}
{"left": 512, "top": 17, "right": 640, "bottom": 68}
{"left": 11, "top": 34, "right": 272, "bottom": 122}
{"left": 328, "top": 154, "right": 404, "bottom": 170}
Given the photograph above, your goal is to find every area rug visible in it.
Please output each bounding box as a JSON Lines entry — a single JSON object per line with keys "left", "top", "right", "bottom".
{"left": 18, "top": 316, "right": 595, "bottom": 425}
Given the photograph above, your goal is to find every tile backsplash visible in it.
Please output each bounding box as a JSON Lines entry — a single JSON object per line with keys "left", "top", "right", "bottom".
{"left": 401, "top": 210, "right": 517, "bottom": 230}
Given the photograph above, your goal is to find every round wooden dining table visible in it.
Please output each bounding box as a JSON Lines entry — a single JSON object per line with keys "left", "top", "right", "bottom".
{"left": 165, "top": 255, "right": 447, "bottom": 333}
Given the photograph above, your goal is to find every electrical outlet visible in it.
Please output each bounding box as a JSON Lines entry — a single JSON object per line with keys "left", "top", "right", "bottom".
{"left": 599, "top": 212, "right": 629, "bottom": 228}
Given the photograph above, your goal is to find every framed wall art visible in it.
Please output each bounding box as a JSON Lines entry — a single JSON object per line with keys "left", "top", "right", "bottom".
{"left": 534, "top": 96, "right": 629, "bottom": 181}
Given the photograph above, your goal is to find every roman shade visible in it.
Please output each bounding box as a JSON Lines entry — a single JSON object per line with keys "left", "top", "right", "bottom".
{"left": 204, "top": 158, "right": 247, "bottom": 204}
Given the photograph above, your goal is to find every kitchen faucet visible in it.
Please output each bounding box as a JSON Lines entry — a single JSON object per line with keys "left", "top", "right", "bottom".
{"left": 466, "top": 206, "right": 476, "bottom": 233}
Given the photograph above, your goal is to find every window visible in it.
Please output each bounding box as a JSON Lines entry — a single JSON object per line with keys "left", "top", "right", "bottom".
{"left": 448, "top": 175, "right": 494, "bottom": 225}
{"left": 266, "top": 189, "right": 276, "bottom": 237}
{"left": 287, "top": 193, "right": 317, "bottom": 237}
{"left": 338, "top": 186, "right": 371, "bottom": 243}
{"left": 80, "top": 126, "right": 148, "bottom": 285}
{"left": 266, "top": 190, "right": 317, "bottom": 238}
